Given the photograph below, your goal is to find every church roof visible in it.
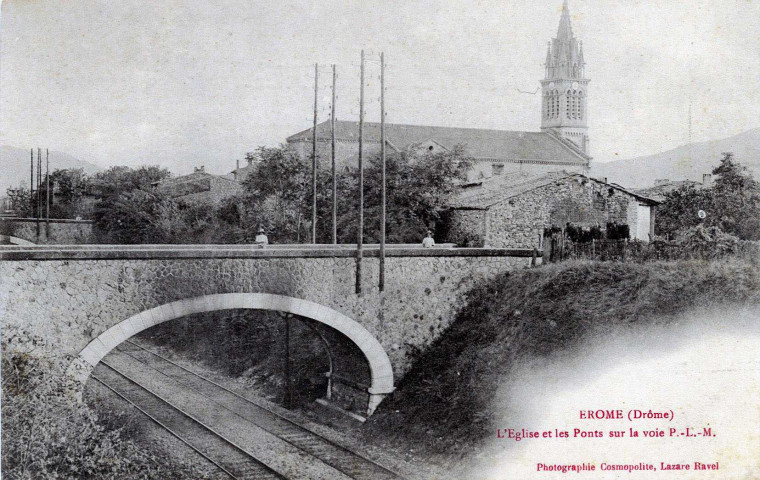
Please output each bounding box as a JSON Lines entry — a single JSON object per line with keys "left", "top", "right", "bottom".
{"left": 451, "top": 171, "right": 658, "bottom": 209}
{"left": 287, "top": 120, "right": 590, "bottom": 165}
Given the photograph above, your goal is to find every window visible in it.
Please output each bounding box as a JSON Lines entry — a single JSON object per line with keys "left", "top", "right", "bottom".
{"left": 492, "top": 164, "right": 505, "bottom": 175}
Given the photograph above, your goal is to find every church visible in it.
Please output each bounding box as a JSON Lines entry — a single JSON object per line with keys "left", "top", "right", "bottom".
{"left": 285, "top": 1, "right": 591, "bottom": 181}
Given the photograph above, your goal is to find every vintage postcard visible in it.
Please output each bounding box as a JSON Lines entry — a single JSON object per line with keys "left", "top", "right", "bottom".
{"left": 1, "top": 1, "right": 758, "bottom": 479}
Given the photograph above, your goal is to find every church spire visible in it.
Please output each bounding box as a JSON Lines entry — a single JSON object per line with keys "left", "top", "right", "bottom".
{"left": 546, "top": 0, "right": 583, "bottom": 80}
{"left": 557, "top": 0, "right": 573, "bottom": 41}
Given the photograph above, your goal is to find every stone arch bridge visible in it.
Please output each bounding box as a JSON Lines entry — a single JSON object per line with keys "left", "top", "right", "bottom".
{"left": 0, "top": 244, "right": 534, "bottom": 414}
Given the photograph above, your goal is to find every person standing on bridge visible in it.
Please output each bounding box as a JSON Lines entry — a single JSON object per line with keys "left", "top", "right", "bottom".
{"left": 422, "top": 230, "right": 435, "bottom": 248}
{"left": 254, "top": 226, "right": 268, "bottom": 246}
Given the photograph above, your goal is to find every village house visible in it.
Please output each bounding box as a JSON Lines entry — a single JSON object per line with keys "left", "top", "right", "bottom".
{"left": 154, "top": 166, "right": 241, "bottom": 204}
{"left": 226, "top": 157, "right": 257, "bottom": 183}
{"left": 634, "top": 174, "right": 712, "bottom": 202}
{"left": 442, "top": 171, "right": 658, "bottom": 249}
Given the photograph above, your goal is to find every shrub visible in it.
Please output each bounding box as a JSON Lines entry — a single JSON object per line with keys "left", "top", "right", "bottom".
{"left": 1, "top": 351, "right": 203, "bottom": 479}
{"left": 673, "top": 225, "right": 742, "bottom": 259}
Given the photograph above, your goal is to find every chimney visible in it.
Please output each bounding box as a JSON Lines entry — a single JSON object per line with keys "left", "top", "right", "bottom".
{"left": 702, "top": 173, "right": 712, "bottom": 186}
{"left": 248, "top": 157, "right": 253, "bottom": 166}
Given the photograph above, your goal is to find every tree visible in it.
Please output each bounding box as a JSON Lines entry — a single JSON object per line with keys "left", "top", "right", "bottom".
{"left": 709, "top": 153, "right": 760, "bottom": 240}
{"left": 239, "top": 146, "right": 311, "bottom": 243}
{"left": 4, "top": 187, "right": 32, "bottom": 217}
{"left": 655, "top": 184, "right": 713, "bottom": 239}
{"left": 236, "top": 144, "right": 472, "bottom": 244}
{"left": 656, "top": 153, "right": 760, "bottom": 240}
{"left": 355, "top": 145, "right": 473, "bottom": 243}
{"left": 93, "top": 189, "right": 176, "bottom": 244}
{"left": 47, "top": 168, "right": 91, "bottom": 218}
{"left": 90, "top": 165, "right": 171, "bottom": 198}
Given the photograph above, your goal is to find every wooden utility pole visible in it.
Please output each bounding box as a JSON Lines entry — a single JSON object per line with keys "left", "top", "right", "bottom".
{"left": 379, "top": 52, "right": 386, "bottom": 292}
{"left": 30, "top": 148, "right": 34, "bottom": 217}
{"left": 311, "top": 63, "right": 319, "bottom": 244}
{"left": 46, "top": 149, "right": 50, "bottom": 236}
{"left": 38, "top": 149, "right": 42, "bottom": 217}
{"left": 331, "top": 64, "right": 337, "bottom": 244}
{"left": 284, "top": 314, "right": 293, "bottom": 409}
{"left": 36, "top": 148, "right": 41, "bottom": 237}
{"left": 356, "top": 50, "right": 365, "bottom": 294}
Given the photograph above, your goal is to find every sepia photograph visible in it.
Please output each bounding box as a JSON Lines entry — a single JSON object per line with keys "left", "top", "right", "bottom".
{"left": 1, "top": 1, "right": 759, "bottom": 478}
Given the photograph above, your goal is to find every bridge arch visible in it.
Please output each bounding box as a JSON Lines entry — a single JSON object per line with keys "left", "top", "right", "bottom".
{"left": 68, "top": 293, "right": 395, "bottom": 415}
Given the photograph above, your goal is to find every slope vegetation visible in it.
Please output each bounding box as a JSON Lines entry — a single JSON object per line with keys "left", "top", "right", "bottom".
{"left": 364, "top": 258, "right": 760, "bottom": 457}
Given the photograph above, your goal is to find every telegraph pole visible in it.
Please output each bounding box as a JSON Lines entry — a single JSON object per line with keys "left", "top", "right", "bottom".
{"left": 46, "top": 149, "right": 50, "bottom": 236}
{"left": 311, "top": 63, "right": 319, "bottom": 244}
{"left": 331, "top": 64, "right": 337, "bottom": 244}
{"left": 36, "top": 148, "right": 41, "bottom": 237}
{"left": 379, "top": 52, "right": 387, "bottom": 292}
{"left": 30, "top": 148, "right": 34, "bottom": 217}
{"left": 356, "top": 50, "right": 365, "bottom": 294}
{"left": 284, "top": 313, "right": 293, "bottom": 409}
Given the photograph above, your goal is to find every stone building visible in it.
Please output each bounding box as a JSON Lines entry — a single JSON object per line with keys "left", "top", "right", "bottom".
{"left": 154, "top": 166, "right": 241, "bottom": 204}
{"left": 286, "top": 121, "right": 590, "bottom": 182}
{"left": 227, "top": 157, "right": 257, "bottom": 183}
{"left": 443, "top": 171, "right": 658, "bottom": 249}
{"left": 285, "top": 1, "right": 591, "bottom": 180}
{"left": 634, "top": 174, "right": 712, "bottom": 202}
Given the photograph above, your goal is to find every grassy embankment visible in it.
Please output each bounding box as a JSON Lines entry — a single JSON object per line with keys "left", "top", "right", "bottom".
{"left": 364, "top": 257, "right": 760, "bottom": 459}
{"left": 1, "top": 352, "right": 208, "bottom": 479}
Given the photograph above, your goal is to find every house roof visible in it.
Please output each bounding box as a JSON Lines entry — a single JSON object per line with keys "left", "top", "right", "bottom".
{"left": 154, "top": 170, "right": 240, "bottom": 198}
{"left": 451, "top": 171, "right": 659, "bottom": 209}
{"left": 634, "top": 180, "right": 703, "bottom": 202}
{"left": 287, "top": 120, "right": 591, "bottom": 165}
{"left": 226, "top": 163, "right": 256, "bottom": 181}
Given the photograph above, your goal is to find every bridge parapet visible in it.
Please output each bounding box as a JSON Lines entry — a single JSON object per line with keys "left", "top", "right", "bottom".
{"left": 0, "top": 217, "right": 94, "bottom": 245}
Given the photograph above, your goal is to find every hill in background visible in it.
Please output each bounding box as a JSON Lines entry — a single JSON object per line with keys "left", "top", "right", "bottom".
{"left": 591, "top": 128, "right": 760, "bottom": 188}
{"left": 0, "top": 146, "right": 102, "bottom": 194}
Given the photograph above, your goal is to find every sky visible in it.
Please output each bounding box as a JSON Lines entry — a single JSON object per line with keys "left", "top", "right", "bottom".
{"left": 1, "top": 0, "right": 759, "bottom": 175}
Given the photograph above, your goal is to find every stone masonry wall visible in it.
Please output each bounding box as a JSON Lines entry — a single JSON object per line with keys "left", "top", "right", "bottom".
{"left": 447, "top": 178, "right": 640, "bottom": 249}
{"left": 1, "top": 218, "right": 94, "bottom": 244}
{"left": 0, "top": 249, "right": 531, "bottom": 386}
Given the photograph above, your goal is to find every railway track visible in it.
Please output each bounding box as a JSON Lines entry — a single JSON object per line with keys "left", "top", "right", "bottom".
{"left": 95, "top": 339, "right": 405, "bottom": 480}
{"left": 92, "top": 363, "right": 285, "bottom": 479}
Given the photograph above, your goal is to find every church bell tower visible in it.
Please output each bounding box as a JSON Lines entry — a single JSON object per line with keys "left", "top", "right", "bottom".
{"left": 541, "top": 1, "right": 590, "bottom": 154}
